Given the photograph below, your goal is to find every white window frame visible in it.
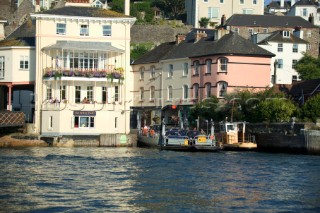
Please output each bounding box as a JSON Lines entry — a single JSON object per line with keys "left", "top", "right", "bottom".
{"left": 278, "top": 43, "right": 283, "bottom": 52}
{"left": 292, "top": 60, "right": 297, "bottom": 69}
{"left": 74, "top": 116, "right": 95, "bottom": 128}
{"left": 103, "top": 25, "right": 111, "bottom": 36}
{"left": 0, "top": 56, "right": 4, "bottom": 79}
{"left": 87, "top": 86, "right": 93, "bottom": 102}
{"left": 75, "top": 86, "right": 81, "bottom": 103}
{"left": 193, "top": 84, "right": 199, "bottom": 100}
{"left": 206, "top": 59, "right": 212, "bottom": 74}
{"left": 193, "top": 61, "right": 200, "bottom": 75}
{"left": 253, "top": 0, "right": 257, "bottom": 5}
{"left": 218, "top": 82, "right": 227, "bottom": 98}
{"left": 46, "top": 85, "right": 52, "bottom": 100}
{"left": 140, "top": 67, "right": 144, "bottom": 80}
{"left": 150, "top": 86, "right": 155, "bottom": 100}
{"left": 277, "top": 59, "right": 283, "bottom": 69}
{"left": 292, "top": 43, "right": 298, "bottom": 53}
{"left": 219, "top": 58, "right": 228, "bottom": 72}
{"left": 56, "top": 23, "right": 66, "bottom": 35}
{"left": 205, "top": 83, "right": 211, "bottom": 98}
{"left": 283, "top": 31, "right": 290, "bottom": 38}
{"left": 140, "top": 87, "right": 144, "bottom": 101}
{"left": 168, "top": 64, "right": 173, "bottom": 77}
{"left": 243, "top": 9, "right": 253, "bottom": 14}
{"left": 183, "top": 85, "right": 188, "bottom": 100}
{"left": 183, "top": 62, "right": 188, "bottom": 76}
{"left": 168, "top": 86, "right": 173, "bottom": 100}
{"left": 20, "top": 56, "right": 29, "bottom": 70}
{"left": 240, "top": 0, "right": 244, "bottom": 4}
{"left": 150, "top": 66, "right": 156, "bottom": 79}
{"left": 208, "top": 7, "right": 219, "bottom": 19}
{"left": 60, "top": 85, "right": 66, "bottom": 100}
{"left": 80, "top": 24, "right": 89, "bottom": 36}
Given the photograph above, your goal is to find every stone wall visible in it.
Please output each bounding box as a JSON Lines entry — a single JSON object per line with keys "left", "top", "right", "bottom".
{"left": 131, "top": 24, "right": 192, "bottom": 45}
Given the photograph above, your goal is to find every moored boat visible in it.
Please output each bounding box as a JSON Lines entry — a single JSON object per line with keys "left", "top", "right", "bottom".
{"left": 217, "top": 121, "right": 257, "bottom": 151}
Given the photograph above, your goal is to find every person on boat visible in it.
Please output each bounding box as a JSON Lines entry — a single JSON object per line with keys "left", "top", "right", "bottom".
{"left": 201, "top": 129, "right": 205, "bottom": 134}
{"left": 149, "top": 128, "right": 155, "bottom": 138}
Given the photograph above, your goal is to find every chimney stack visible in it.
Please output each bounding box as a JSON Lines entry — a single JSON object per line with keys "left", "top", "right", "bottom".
{"left": 221, "top": 14, "right": 226, "bottom": 26}
{"left": 35, "top": 0, "right": 40, "bottom": 12}
{"left": 125, "top": 0, "right": 130, "bottom": 16}
{"left": 194, "top": 30, "right": 207, "bottom": 42}
{"left": 308, "top": 13, "right": 314, "bottom": 25}
{"left": 176, "top": 34, "right": 186, "bottom": 44}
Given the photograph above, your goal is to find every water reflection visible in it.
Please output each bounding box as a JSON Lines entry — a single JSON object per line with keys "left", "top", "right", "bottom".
{"left": 0, "top": 148, "right": 320, "bottom": 212}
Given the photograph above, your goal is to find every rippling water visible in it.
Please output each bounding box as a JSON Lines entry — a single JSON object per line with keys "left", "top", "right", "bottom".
{"left": 0, "top": 147, "right": 320, "bottom": 213}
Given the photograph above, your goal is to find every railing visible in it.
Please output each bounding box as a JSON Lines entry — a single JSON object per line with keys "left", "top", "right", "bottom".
{"left": 0, "top": 111, "right": 25, "bottom": 127}
{"left": 42, "top": 67, "right": 124, "bottom": 80}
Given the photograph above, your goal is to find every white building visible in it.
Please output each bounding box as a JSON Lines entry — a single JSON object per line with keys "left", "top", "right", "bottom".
{"left": 252, "top": 30, "right": 308, "bottom": 84}
{"left": 185, "top": 0, "right": 264, "bottom": 28}
{"left": 287, "top": 0, "right": 320, "bottom": 26}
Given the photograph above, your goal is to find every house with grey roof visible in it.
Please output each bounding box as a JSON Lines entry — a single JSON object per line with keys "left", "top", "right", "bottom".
{"left": 0, "top": 4, "right": 136, "bottom": 137}
{"left": 225, "top": 14, "right": 319, "bottom": 57}
{"left": 252, "top": 30, "right": 308, "bottom": 84}
{"left": 287, "top": 0, "right": 320, "bottom": 26}
{"left": 131, "top": 29, "right": 275, "bottom": 128}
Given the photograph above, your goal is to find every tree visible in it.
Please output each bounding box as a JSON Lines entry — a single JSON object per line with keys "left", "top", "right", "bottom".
{"left": 301, "top": 94, "right": 320, "bottom": 122}
{"left": 199, "top": 17, "right": 210, "bottom": 28}
{"left": 295, "top": 54, "right": 320, "bottom": 80}
{"left": 152, "top": 0, "right": 185, "bottom": 19}
{"left": 257, "top": 98, "right": 297, "bottom": 122}
{"left": 131, "top": 45, "right": 150, "bottom": 61}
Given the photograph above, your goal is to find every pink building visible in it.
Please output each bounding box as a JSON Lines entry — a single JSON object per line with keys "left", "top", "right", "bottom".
{"left": 189, "top": 32, "right": 274, "bottom": 100}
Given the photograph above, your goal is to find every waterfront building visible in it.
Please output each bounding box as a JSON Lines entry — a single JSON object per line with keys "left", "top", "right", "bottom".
{"left": 252, "top": 30, "right": 308, "bottom": 84}
{"left": 185, "top": 0, "right": 264, "bottom": 28}
{"left": 224, "top": 14, "right": 320, "bottom": 57}
{"left": 131, "top": 29, "right": 274, "bottom": 128}
{"left": 265, "top": 0, "right": 292, "bottom": 14}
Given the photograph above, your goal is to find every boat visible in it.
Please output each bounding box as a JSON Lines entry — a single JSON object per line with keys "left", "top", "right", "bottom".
{"left": 217, "top": 121, "right": 257, "bottom": 151}
{"left": 137, "top": 120, "right": 220, "bottom": 152}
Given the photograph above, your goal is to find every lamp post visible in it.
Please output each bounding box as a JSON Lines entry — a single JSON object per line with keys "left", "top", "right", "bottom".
{"left": 273, "top": 59, "right": 278, "bottom": 84}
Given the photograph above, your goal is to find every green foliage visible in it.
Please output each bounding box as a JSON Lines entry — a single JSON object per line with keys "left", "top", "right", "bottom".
{"left": 131, "top": 43, "right": 153, "bottom": 61}
{"left": 110, "top": 0, "right": 124, "bottom": 13}
{"left": 199, "top": 17, "right": 210, "bottom": 28}
{"left": 301, "top": 94, "right": 320, "bottom": 122}
{"left": 296, "top": 54, "right": 320, "bottom": 80}
{"left": 257, "top": 98, "right": 297, "bottom": 122}
{"left": 152, "top": 0, "right": 185, "bottom": 19}
{"left": 189, "top": 97, "right": 221, "bottom": 122}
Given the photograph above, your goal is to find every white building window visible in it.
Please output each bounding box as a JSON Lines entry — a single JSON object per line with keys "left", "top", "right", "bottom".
{"left": 293, "top": 44, "right": 298, "bottom": 53}
{"left": 56, "top": 23, "right": 66, "bottom": 35}
{"left": 183, "top": 62, "right": 188, "bottom": 76}
{"left": 220, "top": 0, "right": 224, "bottom": 3}
{"left": 60, "top": 85, "right": 66, "bottom": 100}
{"left": 168, "top": 86, "right": 173, "bottom": 100}
{"left": 93, "top": 0, "right": 103, "bottom": 8}
{"left": 20, "top": 56, "right": 29, "bottom": 70}
{"left": 240, "top": 0, "right": 244, "bottom": 4}
{"left": 103, "top": 25, "right": 111, "bottom": 36}
{"left": 243, "top": 9, "right": 253, "bottom": 14}
{"left": 278, "top": 43, "right": 283, "bottom": 52}
{"left": 102, "top": 86, "right": 107, "bottom": 103}
{"left": 277, "top": 59, "right": 283, "bottom": 69}
{"left": 292, "top": 60, "right": 297, "bottom": 69}
{"left": 183, "top": 85, "right": 188, "bottom": 100}
{"left": 262, "top": 28, "right": 268, "bottom": 33}
{"left": 74, "top": 116, "right": 95, "bottom": 128}
{"left": 206, "top": 59, "right": 212, "bottom": 74}
{"left": 253, "top": 0, "right": 257, "bottom": 4}
{"left": 208, "top": 7, "right": 219, "bottom": 19}
{"left": 150, "top": 66, "right": 156, "bottom": 79}
{"left": 80, "top": 25, "right": 89, "bottom": 36}
{"left": 140, "top": 87, "right": 144, "bottom": 101}
{"left": 75, "top": 86, "right": 81, "bottom": 103}
{"left": 307, "top": 43, "right": 311, "bottom": 50}
{"left": 168, "top": 64, "right": 173, "bottom": 77}
{"left": 150, "top": 86, "right": 155, "bottom": 100}
{"left": 87, "top": 86, "right": 93, "bottom": 102}
{"left": 139, "top": 67, "right": 144, "bottom": 80}
{"left": 303, "top": 8, "right": 307, "bottom": 17}
{"left": 0, "top": 56, "right": 4, "bottom": 78}
{"left": 283, "top": 31, "right": 290, "bottom": 38}
{"left": 46, "top": 85, "right": 52, "bottom": 100}
{"left": 248, "top": 28, "right": 254, "bottom": 36}
{"left": 114, "top": 86, "right": 119, "bottom": 102}
{"left": 307, "top": 31, "right": 311, "bottom": 38}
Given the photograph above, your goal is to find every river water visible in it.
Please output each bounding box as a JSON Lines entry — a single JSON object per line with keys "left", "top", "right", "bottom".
{"left": 0, "top": 147, "right": 319, "bottom": 213}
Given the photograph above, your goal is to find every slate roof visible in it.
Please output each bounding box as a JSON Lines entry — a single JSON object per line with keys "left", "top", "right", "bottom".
{"left": 294, "top": 0, "right": 317, "bottom": 6}
{"left": 0, "top": 19, "right": 35, "bottom": 47}
{"left": 36, "top": 6, "right": 131, "bottom": 18}
{"left": 268, "top": 1, "right": 291, "bottom": 9}
{"left": 225, "top": 14, "right": 316, "bottom": 28}
{"left": 257, "top": 30, "right": 309, "bottom": 44}
{"left": 132, "top": 42, "right": 176, "bottom": 65}
{"left": 134, "top": 30, "right": 274, "bottom": 64}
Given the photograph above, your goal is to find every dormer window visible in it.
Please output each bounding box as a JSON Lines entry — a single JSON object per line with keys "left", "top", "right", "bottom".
{"left": 283, "top": 31, "right": 290, "bottom": 38}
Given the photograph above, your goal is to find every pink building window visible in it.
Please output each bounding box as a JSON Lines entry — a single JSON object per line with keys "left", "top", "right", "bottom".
{"left": 217, "top": 82, "right": 227, "bottom": 98}
{"left": 193, "top": 60, "right": 200, "bottom": 75}
{"left": 206, "top": 59, "right": 212, "bottom": 74}
{"left": 218, "top": 58, "right": 228, "bottom": 72}
{"left": 193, "top": 84, "right": 199, "bottom": 100}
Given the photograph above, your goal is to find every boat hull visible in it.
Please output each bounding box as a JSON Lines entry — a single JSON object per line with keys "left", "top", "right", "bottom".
{"left": 223, "top": 142, "right": 257, "bottom": 151}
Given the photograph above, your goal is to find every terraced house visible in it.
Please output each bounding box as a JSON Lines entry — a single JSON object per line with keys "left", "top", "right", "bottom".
{"left": 0, "top": 5, "right": 136, "bottom": 136}
{"left": 131, "top": 29, "right": 274, "bottom": 128}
